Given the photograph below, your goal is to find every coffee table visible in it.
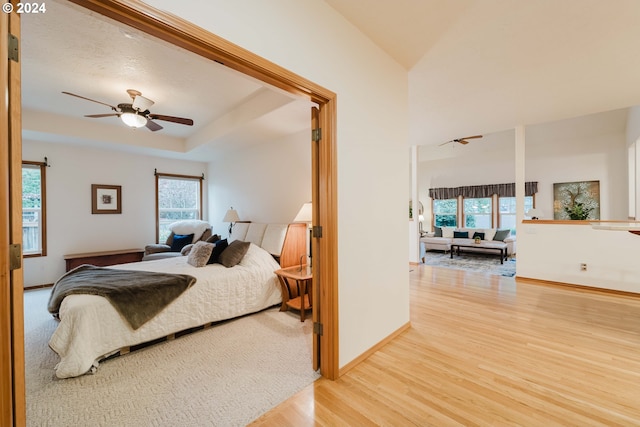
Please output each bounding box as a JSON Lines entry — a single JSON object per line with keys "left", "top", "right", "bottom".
{"left": 450, "top": 240, "right": 507, "bottom": 264}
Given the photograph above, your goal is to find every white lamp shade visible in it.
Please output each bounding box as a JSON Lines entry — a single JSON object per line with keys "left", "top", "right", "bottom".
{"left": 132, "top": 94, "right": 154, "bottom": 112}
{"left": 293, "top": 202, "right": 312, "bottom": 223}
{"left": 222, "top": 208, "right": 240, "bottom": 222}
{"left": 121, "top": 112, "right": 147, "bottom": 128}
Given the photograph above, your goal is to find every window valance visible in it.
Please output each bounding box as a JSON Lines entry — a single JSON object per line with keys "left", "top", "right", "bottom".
{"left": 428, "top": 182, "right": 538, "bottom": 200}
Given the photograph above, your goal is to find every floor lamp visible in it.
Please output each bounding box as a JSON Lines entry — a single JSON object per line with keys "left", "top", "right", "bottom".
{"left": 293, "top": 202, "right": 312, "bottom": 269}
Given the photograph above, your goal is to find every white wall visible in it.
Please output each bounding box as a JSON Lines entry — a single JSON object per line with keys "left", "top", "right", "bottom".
{"left": 145, "top": 0, "right": 410, "bottom": 368}
{"left": 517, "top": 223, "right": 640, "bottom": 293}
{"left": 22, "top": 140, "right": 207, "bottom": 286}
{"left": 207, "top": 130, "right": 311, "bottom": 238}
{"left": 418, "top": 111, "right": 628, "bottom": 231}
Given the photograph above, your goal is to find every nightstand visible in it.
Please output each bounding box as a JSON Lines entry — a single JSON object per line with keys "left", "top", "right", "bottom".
{"left": 274, "top": 265, "right": 312, "bottom": 322}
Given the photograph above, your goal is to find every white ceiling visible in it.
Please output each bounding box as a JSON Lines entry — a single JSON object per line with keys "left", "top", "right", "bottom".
{"left": 326, "top": 0, "right": 640, "bottom": 146}
{"left": 21, "top": 0, "right": 313, "bottom": 162}
{"left": 21, "top": 0, "right": 640, "bottom": 159}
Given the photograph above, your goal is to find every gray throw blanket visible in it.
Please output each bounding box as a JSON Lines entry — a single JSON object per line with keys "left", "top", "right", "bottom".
{"left": 48, "top": 264, "right": 196, "bottom": 330}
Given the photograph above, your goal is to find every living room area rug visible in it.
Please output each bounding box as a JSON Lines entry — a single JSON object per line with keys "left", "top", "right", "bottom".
{"left": 423, "top": 251, "right": 516, "bottom": 277}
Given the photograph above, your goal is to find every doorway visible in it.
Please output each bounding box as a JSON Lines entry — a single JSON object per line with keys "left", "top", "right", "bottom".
{"left": 4, "top": 0, "right": 339, "bottom": 423}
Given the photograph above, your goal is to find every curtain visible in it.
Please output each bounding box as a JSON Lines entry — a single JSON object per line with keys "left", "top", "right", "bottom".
{"left": 429, "top": 182, "right": 538, "bottom": 199}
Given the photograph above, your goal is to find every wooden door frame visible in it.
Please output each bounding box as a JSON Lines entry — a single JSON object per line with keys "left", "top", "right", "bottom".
{"left": 67, "top": 0, "right": 339, "bottom": 379}
{"left": 1, "top": 2, "right": 26, "bottom": 425}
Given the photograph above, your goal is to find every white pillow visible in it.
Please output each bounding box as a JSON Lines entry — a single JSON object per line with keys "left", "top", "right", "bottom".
{"left": 483, "top": 229, "right": 497, "bottom": 241}
{"left": 169, "top": 220, "right": 210, "bottom": 242}
{"left": 442, "top": 227, "right": 455, "bottom": 238}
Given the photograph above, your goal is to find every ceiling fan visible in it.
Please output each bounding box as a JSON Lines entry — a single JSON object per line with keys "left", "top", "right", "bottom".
{"left": 62, "top": 89, "right": 194, "bottom": 132}
{"left": 439, "top": 135, "right": 483, "bottom": 146}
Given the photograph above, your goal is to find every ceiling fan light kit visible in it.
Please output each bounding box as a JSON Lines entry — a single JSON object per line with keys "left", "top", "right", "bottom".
{"left": 120, "top": 111, "right": 147, "bottom": 128}
{"left": 62, "top": 89, "right": 194, "bottom": 132}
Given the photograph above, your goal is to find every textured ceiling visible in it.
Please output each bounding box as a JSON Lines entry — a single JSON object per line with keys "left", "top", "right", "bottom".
{"left": 21, "top": 0, "right": 311, "bottom": 161}
{"left": 21, "top": 0, "right": 640, "bottom": 158}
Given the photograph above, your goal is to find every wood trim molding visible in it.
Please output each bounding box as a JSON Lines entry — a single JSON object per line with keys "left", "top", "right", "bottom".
{"left": 516, "top": 276, "right": 640, "bottom": 298}
{"left": 338, "top": 322, "right": 411, "bottom": 377}
{"left": 70, "top": 0, "right": 340, "bottom": 380}
{"left": 522, "top": 219, "right": 640, "bottom": 225}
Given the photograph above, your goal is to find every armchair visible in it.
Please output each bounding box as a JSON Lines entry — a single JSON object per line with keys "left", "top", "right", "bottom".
{"left": 143, "top": 220, "right": 218, "bottom": 261}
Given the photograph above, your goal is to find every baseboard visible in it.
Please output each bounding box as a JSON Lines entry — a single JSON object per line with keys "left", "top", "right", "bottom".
{"left": 516, "top": 276, "right": 640, "bottom": 298}
{"left": 338, "top": 321, "right": 411, "bottom": 377}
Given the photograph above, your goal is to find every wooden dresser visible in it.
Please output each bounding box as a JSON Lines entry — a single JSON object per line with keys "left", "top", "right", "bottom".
{"left": 64, "top": 248, "right": 144, "bottom": 271}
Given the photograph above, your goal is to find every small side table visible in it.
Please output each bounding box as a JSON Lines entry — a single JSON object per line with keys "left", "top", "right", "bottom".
{"left": 274, "top": 265, "right": 312, "bottom": 322}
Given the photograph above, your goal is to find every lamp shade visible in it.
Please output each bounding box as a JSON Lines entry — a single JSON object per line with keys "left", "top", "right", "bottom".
{"left": 293, "top": 202, "right": 312, "bottom": 223}
{"left": 132, "top": 94, "right": 154, "bottom": 112}
{"left": 222, "top": 208, "right": 240, "bottom": 222}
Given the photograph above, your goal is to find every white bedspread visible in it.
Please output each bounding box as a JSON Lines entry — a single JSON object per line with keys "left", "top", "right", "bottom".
{"left": 48, "top": 243, "right": 282, "bottom": 378}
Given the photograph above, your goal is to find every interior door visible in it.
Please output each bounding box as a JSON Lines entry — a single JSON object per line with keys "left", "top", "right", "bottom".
{"left": 311, "top": 106, "right": 320, "bottom": 370}
{"left": 0, "top": 4, "right": 26, "bottom": 426}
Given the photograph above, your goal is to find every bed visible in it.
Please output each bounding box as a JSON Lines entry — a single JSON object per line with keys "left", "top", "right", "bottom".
{"left": 48, "top": 222, "right": 306, "bottom": 378}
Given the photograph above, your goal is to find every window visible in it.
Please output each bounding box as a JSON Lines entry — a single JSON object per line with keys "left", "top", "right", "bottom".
{"left": 156, "top": 173, "right": 203, "bottom": 243}
{"left": 22, "top": 161, "right": 47, "bottom": 256}
{"left": 433, "top": 198, "right": 457, "bottom": 228}
{"left": 463, "top": 197, "right": 492, "bottom": 228}
{"left": 499, "top": 196, "right": 533, "bottom": 234}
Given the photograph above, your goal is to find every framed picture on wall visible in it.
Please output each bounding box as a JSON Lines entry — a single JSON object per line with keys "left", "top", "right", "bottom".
{"left": 91, "top": 184, "right": 122, "bottom": 214}
{"left": 553, "top": 180, "right": 600, "bottom": 220}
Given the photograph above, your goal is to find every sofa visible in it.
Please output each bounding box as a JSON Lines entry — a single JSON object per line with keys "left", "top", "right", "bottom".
{"left": 420, "top": 226, "right": 516, "bottom": 261}
{"left": 143, "top": 220, "right": 217, "bottom": 261}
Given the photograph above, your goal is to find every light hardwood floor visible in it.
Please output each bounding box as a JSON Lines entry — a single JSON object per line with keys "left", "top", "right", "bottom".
{"left": 250, "top": 264, "right": 640, "bottom": 426}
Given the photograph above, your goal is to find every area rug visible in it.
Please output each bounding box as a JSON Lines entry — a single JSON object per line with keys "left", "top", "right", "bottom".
{"left": 24, "top": 288, "right": 320, "bottom": 427}
{"left": 423, "top": 251, "right": 516, "bottom": 277}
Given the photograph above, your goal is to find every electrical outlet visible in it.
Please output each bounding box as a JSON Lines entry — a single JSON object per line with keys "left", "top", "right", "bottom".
{"left": 580, "top": 263, "right": 587, "bottom": 271}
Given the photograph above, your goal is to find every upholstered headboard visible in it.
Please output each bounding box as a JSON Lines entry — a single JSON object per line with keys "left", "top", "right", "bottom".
{"left": 230, "top": 222, "right": 306, "bottom": 267}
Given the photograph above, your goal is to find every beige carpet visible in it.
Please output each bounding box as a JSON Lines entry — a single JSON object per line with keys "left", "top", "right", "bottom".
{"left": 24, "top": 288, "right": 320, "bottom": 427}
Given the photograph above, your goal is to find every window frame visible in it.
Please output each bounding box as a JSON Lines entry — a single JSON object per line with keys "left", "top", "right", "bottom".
{"left": 432, "top": 198, "right": 458, "bottom": 229}
{"left": 22, "top": 160, "right": 47, "bottom": 257}
{"left": 462, "top": 196, "right": 494, "bottom": 229}
{"left": 155, "top": 172, "right": 204, "bottom": 243}
{"left": 499, "top": 195, "right": 534, "bottom": 232}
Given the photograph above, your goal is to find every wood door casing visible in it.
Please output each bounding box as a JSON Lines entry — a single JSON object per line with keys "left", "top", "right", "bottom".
{"left": 1, "top": 3, "right": 26, "bottom": 425}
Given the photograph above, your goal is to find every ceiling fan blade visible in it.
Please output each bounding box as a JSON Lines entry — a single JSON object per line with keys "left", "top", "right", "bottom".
{"left": 149, "top": 114, "right": 194, "bottom": 126}
{"left": 62, "top": 91, "right": 118, "bottom": 111}
{"left": 145, "top": 120, "right": 163, "bottom": 132}
{"left": 85, "top": 113, "right": 120, "bottom": 118}
{"left": 439, "top": 141, "right": 453, "bottom": 146}
{"left": 458, "top": 140, "right": 470, "bottom": 145}
{"left": 462, "top": 135, "right": 483, "bottom": 140}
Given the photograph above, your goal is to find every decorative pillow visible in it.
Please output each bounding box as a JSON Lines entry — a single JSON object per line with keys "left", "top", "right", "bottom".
{"left": 442, "top": 227, "right": 455, "bottom": 238}
{"left": 483, "top": 228, "right": 497, "bottom": 241}
{"left": 472, "top": 232, "right": 485, "bottom": 240}
{"left": 181, "top": 244, "right": 194, "bottom": 256}
{"left": 207, "top": 239, "right": 228, "bottom": 264}
{"left": 218, "top": 240, "right": 251, "bottom": 268}
{"left": 169, "top": 220, "right": 210, "bottom": 242}
{"left": 434, "top": 226, "right": 443, "bottom": 237}
{"left": 493, "top": 229, "right": 511, "bottom": 241}
{"left": 206, "top": 234, "right": 221, "bottom": 244}
{"left": 453, "top": 231, "right": 469, "bottom": 238}
{"left": 187, "top": 241, "right": 215, "bottom": 267}
{"left": 170, "top": 233, "right": 194, "bottom": 252}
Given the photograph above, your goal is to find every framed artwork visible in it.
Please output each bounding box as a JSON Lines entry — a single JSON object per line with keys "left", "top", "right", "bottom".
{"left": 553, "top": 180, "right": 600, "bottom": 220}
{"left": 91, "top": 184, "right": 122, "bottom": 214}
